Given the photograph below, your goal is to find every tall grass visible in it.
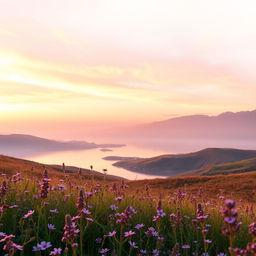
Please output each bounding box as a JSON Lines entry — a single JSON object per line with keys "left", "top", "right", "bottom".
{"left": 0, "top": 171, "right": 255, "bottom": 255}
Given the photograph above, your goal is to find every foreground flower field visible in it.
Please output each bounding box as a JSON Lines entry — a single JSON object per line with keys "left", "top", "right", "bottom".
{"left": 0, "top": 170, "right": 255, "bottom": 255}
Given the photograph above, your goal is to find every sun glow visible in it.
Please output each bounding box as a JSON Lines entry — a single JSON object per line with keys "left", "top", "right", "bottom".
{"left": 1, "top": 0, "right": 256, "bottom": 138}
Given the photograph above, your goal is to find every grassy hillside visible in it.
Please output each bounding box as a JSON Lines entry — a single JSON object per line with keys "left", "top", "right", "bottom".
{"left": 113, "top": 148, "right": 256, "bottom": 176}
{"left": 186, "top": 157, "right": 256, "bottom": 176}
{"left": 0, "top": 154, "right": 124, "bottom": 181}
{"left": 1, "top": 163, "right": 256, "bottom": 255}
{"left": 127, "top": 171, "right": 256, "bottom": 202}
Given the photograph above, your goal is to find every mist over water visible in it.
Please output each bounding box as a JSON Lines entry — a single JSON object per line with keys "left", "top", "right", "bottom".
{"left": 2, "top": 134, "right": 256, "bottom": 180}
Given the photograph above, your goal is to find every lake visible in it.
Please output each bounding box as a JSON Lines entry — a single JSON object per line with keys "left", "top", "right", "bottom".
{"left": 6, "top": 138, "right": 256, "bottom": 180}
{"left": 27, "top": 144, "right": 169, "bottom": 180}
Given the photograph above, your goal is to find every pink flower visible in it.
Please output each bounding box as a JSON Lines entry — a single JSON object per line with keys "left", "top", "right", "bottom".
{"left": 107, "top": 230, "right": 116, "bottom": 237}
{"left": 81, "top": 209, "right": 91, "bottom": 215}
{"left": 23, "top": 210, "right": 34, "bottom": 219}
{"left": 50, "top": 248, "right": 62, "bottom": 255}
{"left": 124, "top": 230, "right": 135, "bottom": 237}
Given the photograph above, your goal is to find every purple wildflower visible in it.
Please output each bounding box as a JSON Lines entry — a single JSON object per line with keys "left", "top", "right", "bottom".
{"left": 76, "top": 190, "right": 85, "bottom": 211}
{"left": 33, "top": 241, "right": 52, "bottom": 251}
{"left": 48, "top": 224, "right": 56, "bottom": 230}
{"left": 100, "top": 248, "right": 110, "bottom": 254}
{"left": 110, "top": 204, "right": 118, "bottom": 211}
{"left": 124, "top": 230, "right": 135, "bottom": 237}
{"left": 107, "top": 230, "right": 116, "bottom": 237}
{"left": 62, "top": 214, "right": 80, "bottom": 244}
{"left": 40, "top": 169, "right": 50, "bottom": 199}
{"left": 135, "top": 223, "right": 145, "bottom": 230}
{"left": 128, "top": 241, "right": 138, "bottom": 248}
{"left": 50, "top": 248, "right": 62, "bottom": 255}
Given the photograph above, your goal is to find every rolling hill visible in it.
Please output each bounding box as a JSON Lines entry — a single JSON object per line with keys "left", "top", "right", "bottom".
{"left": 185, "top": 157, "right": 256, "bottom": 176}
{"left": 127, "top": 171, "right": 256, "bottom": 202}
{"left": 113, "top": 148, "right": 256, "bottom": 176}
{"left": 0, "top": 154, "right": 124, "bottom": 181}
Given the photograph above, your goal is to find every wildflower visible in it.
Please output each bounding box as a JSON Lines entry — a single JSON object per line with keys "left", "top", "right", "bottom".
{"left": 249, "top": 222, "right": 256, "bottom": 236}
{"left": 170, "top": 243, "right": 179, "bottom": 256}
{"left": 197, "top": 203, "right": 208, "bottom": 221}
{"left": 153, "top": 215, "right": 160, "bottom": 222}
{"left": 222, "top": 199, "right": 240, "bottom": 235}
{"left": 124, "top": 230, "right": 135, "bottom": 237}
{"left": 57, "top": 184, "right": 66, "bottom": 191}
{"left": 100, "top": 248, "right": 110, "bottom": 254}
{"left": 48, "top": 224, "right": 56, "bottom": 230}
{"left": 0, "top": 180, "right": 7, "bottom": 197}
{"left": 72, "top": 242, "right": 78, "bottom": 248}
{"left": 81, "top": 209, "right": 91, "bottom": 215}
{"left": 152, "top": 249, "right": 160, "bottom": 256}
{"left": 0, "top": 234, "right": 15, "bottom": 242}
{"left": 0, "top": 234, "right": 23, "bottom": 253}
{"left": 33, "top": 241, "right": 52, "bottom": 251}
{"left": 62, "top": 214, "right": 80, "bottom": 244}
{"left": 95, "top": 238, "right": 102, "bottom": 244}
{"left": 0, "top": 232, "right": 6, "bottom": 237}
{"left": 116, "top": 206, "right": 136, "bottom": 224}
{"left": 76, "top": 190, "right": 85, "bottom": 210}
{"left": 110, "top": 204, "right": 118, "bottom": 211}
{"left": 9, "top": 205, "right": 18, "bottom": 209}
{"left": 128, "top": 241, "right": 138, "bottom": 248}
{"left": 225, "top": 199, "right": 236, "bottom": 209}
{"left": 50, "top": 209, "right": 59, "bottom": 214}
{"left": 107, "top": 230, "right": 116, "bottom": 237}
{"left": 182, "top": 245, "right": 190, "bottom": 249}
{"left": 129, "top": 206, "right": 137, "bottom": 214}
{"left": 40, "top": 169, "right": 50, "bottom": 199}
{"left": 156, "top": 200, "right": 166, "bottom": 217}
{"left": 23, "top": 210, "right": 34, "bottom": 219}
{"left": 115, "top": 196, "right": 123, "bottom": 202}
{"left": 135, "top": 223, "right": 145, "bottom": 230}
{"left": 50, "top": 248, "right": 62, "bottom": 255}
{"left": 145, "top": 227, "right": 158, "bottom": 237}
{"left": 71, "top": 216, "right": 80, "bottom": 221}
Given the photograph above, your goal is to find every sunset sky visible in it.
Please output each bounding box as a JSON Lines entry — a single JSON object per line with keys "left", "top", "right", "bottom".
{"left": 1, "top": 0, "right": 256, "bottom": 139}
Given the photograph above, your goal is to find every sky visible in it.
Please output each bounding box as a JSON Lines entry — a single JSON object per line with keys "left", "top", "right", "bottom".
{"left": 0, "top": 0, "right": 256, "bottom": 139}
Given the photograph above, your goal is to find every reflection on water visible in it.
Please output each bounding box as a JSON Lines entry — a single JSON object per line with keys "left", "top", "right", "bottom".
{"left": 2, "top": 138, "right": 256, "bottom": 180}
{"left": 27, "top": 145, "right": 169, "bottom": 180}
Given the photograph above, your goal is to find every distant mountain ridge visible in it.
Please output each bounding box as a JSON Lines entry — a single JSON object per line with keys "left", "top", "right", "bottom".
{"left": 131, "top": 109, "right": 256, "bottom": 140}
{"left": 0, "top": 134, "right": 125, "bottom": 157}
{"left": 113, "top": 148, "right": 256, "bottom": 176}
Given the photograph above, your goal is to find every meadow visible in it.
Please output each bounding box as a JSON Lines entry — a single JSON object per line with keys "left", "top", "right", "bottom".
{"left": 0, "top": 170, "right": 256, "bottom": 256}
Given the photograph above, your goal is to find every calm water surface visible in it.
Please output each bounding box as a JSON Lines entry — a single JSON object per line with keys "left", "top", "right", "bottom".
{"left": 28, "top": 145, "right": 169, "bottom": 180}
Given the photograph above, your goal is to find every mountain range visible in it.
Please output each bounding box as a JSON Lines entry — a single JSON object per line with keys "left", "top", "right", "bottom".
{"left": 113, "top": 110, "right": 256, "bottom": 143}
{"left": 0, "top": 134, "right": 125, "bottom": 157}
{"left": 136, "top": 110, "right": 256, "bottom": 139}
